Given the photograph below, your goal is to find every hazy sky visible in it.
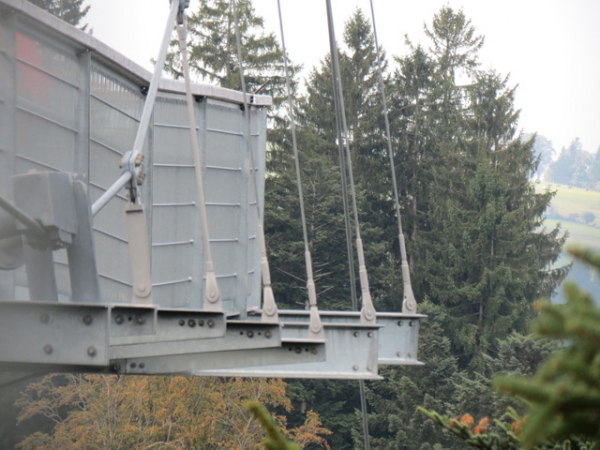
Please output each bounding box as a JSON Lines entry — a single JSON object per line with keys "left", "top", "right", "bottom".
{"left": 86, "top": 0, "right": 600, "bottom": 156}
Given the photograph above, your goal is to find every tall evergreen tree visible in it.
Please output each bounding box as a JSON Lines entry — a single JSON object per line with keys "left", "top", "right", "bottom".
{"left": 164, "top": 0, "right": 296, "bottom": 107}
{"left": 546, "top": 138, "right": 586, "bottom": 186}
{"left": 26, "top": 0, "right": 90, "bottom": 29}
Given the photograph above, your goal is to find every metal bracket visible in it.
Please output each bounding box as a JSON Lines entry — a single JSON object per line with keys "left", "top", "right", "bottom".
{"left": 126, "top": 203, "right": 153, "bottom": 304}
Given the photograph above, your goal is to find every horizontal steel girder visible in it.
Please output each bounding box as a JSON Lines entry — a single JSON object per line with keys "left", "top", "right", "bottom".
{"left": 191, "top": 323, "right": 383, "bottom": 380}
{"left": 112, "top": 338, "right": 327, "bottom": 375}
{"left": 247, "top": 309, "right": 425, "bottom": 366}
{"left": 110, "top": 320, "right": 282, "bottom": 359}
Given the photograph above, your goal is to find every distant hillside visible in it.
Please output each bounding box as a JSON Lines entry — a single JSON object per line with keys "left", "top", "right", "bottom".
{"left": 538, "top": 182, "right": 600, "bottom": 245}
{"left": 536, "top": 183, "right": 600, "bottom": 303}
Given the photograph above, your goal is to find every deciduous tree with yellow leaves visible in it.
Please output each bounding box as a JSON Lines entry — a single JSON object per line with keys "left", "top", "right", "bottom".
{"left": 16, "top": 375, "right": 331, "bottom": 450}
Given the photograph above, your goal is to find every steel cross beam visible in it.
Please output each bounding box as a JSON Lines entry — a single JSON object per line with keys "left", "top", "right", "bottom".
{"left": 249, "top": 309, "right": 425, "bottom": 366}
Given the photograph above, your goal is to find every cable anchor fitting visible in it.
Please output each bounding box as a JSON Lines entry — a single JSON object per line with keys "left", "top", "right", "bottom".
{"left": 119, "top": 151, "right": 146, "bottom": 203}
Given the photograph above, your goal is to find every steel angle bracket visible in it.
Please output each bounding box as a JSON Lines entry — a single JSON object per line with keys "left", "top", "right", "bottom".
{"left": 110, "top": 320, "right": 282, "bottom": 359}
{"left": 109, "top": 305, "right": 226, "bottom": 346}
{"left": 0, "top": 301, "right": 109, "bottom": 370}
{"left": 193, "top": 323, "right": 383, "bottom": 380}
{"left": 111, "top": 338, "right": 326, "bottom": 375}
{"left": 250, "top": 309, "right": 425, "bottom": 366}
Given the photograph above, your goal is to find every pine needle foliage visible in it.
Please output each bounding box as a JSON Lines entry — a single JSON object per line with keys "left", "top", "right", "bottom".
{"left": 495, "top": 246, "right": 600, "bottom": 449}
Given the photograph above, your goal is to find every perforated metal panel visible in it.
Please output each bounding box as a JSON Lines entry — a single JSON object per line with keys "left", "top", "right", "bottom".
{"left": 0, "top": 0, "right": 269, "bottom": 316}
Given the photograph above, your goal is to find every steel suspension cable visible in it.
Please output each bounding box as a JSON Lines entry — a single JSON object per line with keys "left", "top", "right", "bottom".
{"left": 176, "top": 19, "right": 222, "bottom": 311}
{"left": 324, "top": 0, "right": 376, "bottom": 325}
{"left": 230, "top": 0, "right": 281, "bottom": 325}
{"left": 324, "top": 3, "right": 373, "bottom": 448}
{"left": 368, "top": 0, "right": 416, "bottom": 313}
{"left": 276, "top": 0, "right": 322, "bottom": 333}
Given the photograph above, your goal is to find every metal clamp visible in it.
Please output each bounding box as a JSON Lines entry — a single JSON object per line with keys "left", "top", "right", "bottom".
{"left": 119, "top": 151, "right": 146, "bottom": 203}
{"left": 174, "top": 0, "right": 190, "bottom": 25}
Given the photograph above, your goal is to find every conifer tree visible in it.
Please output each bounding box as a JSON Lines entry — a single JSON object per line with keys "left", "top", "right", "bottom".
{"left": 163, "top": 0, "right": 296, "bottom": 106}
{"left": 26, "top": 0, "right": 90, "bottom": 29}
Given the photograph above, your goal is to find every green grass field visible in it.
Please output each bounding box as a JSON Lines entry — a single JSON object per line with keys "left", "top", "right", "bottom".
{"left": 536, "top": 183, "right": 600, "bottom": 247}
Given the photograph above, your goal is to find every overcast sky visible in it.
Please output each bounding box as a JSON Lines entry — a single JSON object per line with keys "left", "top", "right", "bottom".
{"left": 87, "top": 0, "right": 600, "bottom": 156}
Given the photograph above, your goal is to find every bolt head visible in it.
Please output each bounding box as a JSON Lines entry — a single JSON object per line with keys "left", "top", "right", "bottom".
{"left": 188, "top": 319, "right": 196, "bottom": 328}
{"left": 43, "top": 344, "right": 53, "bottom": 355}
{"left": 139, "top": 363, "right": 145, "bottom": 369}
{"left": 83, "top": 315, "right": 93, "bottom": 325}
{"left": 198, "top": 320, "right": 204, "bottom": 327}
{"left": 247, "top": 331, "right": 254, "bottom": 338}
{"left": 130, "top": 362, "right": 137, "bottom": 369}
{"left": 115, "top": 315, "right": 124, "bottom": 325}
{"left": 111, "top": 363, "right": 121, "bottom": 372}
{"left": 136, "top": 315, "right": 146, "bottom": 325}
{"left": 40, "top": 313, "right": 50, "bottom": 324}
{"left": 352, "top": 365, "right": 359, "bottom": 371}
{"left": 353, "top": 331, "right": 360, "bottom": 337}
{"left": 207, "top": 320, "right": 214, "bottom": 328}
{"left": 265, "top": 331, "right": 272, "bottom": 338}
{"left": 367, "top": 332, "right": 373, "bottom": 338}
{"left": 87, "top": 346, "right": 96, "bottom": 357}
{"left": 295, "top": 347, "right": 302, "bottom": 354}
{"left": 179, "top": 319, "right": 185, "bottom": 326}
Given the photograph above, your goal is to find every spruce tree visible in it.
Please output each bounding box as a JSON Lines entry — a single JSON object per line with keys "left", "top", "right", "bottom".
{"left": 163, "top": 0, "right": 295, "bottom": 107}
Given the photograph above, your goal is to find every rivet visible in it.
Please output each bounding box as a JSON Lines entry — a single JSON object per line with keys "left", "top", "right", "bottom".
{"left": 367, "top": 332, "right": 373, "bottom": 338}
{"left": 353, "top": 331, "right": 360, "bottom": 337}
{"left": 311, "top": 348, "right": 318, "bottom": 355}
{"left": 198, "top": 320, "right": 204, "bottom": 326}
{"left": 87, "top": 346, "right": 96, "bottom": 357}
{"left": 353, "top": 365, "right": 359, "bottom": 371}
{"left": 396, "top": 351, "right": 402, "bottom": 357}
{"left": 265, "top": 331, "right": 272, "bottom": 338}
{"left": 130, "top": 362, "right": 137, "bottom": 368}
{"left": 398, "top": 321, "right": 403, "bottom": 326}
{"left": 188, "top": 319, "right": 196, "bottom": 328}
{"left": 111, "top": 363, "right": 121, "bottom": 372}
{"left": 179, "top": 319, "right": 185, "bottom": 326}
{"left": 83, "top": 315, "right": 93, "bottom": 325}
{"left": 136, "top": 315, "right": 146, "bottom": 325}
{"left": 115, "top": 315, "right": 124, "bottom": 325}
{"left": 40, "top": 313, "right": 49, "bottom": 324}
{"left": 43, "top": 344, "right": 53, "bottom": 355}
{"left": 139, "top": 363, "right": 145, "bottom": 369}
{"left": 207, "top": 320, "right": 214, "bottom": 328}
{"left": 247, "top": 331, "right": 254, "bottom": 338}
{"left": 295, "top": 347, "right": 302, "bottom": 354}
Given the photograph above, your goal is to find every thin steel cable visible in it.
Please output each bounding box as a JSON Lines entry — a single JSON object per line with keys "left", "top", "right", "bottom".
{"left": 176, "top": 19, "right": 222, "bottom": 311}
{"left": 231, "top": 0, "right": 281, "bottom": 324}
{"left": 368, "top": 0, "right": 416, "bottom": 313}
{"left": 324, "top": 0, "right": 375, "bottom": 324}
{"left": 276, "top": 0, "right": 319, "bottom": 312}
{"left": 324, "top": 2, "right": 372, "bottom": 448}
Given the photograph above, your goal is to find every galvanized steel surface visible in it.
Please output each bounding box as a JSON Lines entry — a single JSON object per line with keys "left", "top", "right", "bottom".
{"left": 0, "top": 0, "right": 267, "bottom": 315}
